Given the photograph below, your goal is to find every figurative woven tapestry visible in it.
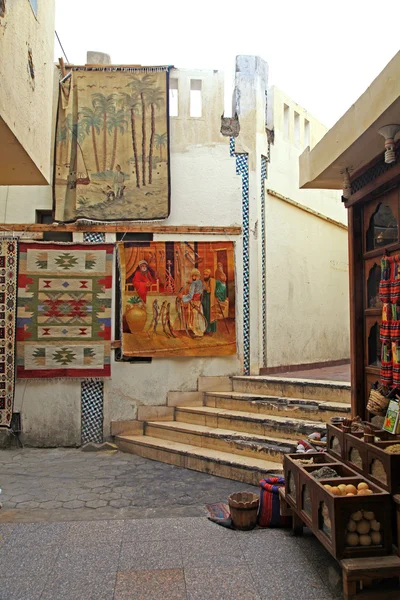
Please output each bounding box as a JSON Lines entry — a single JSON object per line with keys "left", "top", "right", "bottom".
{"left": 17, "top": 242, "right": 113, "bottom": 378}
{"left": 117, "top": 241, "right": 236, "bottom": 357}
{"left": 54, "top": 67, "right": 171, "bottom": 223}
{"left": 0, "top": 239, "right": 18, "bottom": 428}
{"left": 379, "top": 254, "right": 400, "bottom": 386}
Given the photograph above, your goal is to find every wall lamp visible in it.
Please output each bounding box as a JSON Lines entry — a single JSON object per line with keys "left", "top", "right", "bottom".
{"left": 378, "top": 125, "right": 400, "bottom": 164}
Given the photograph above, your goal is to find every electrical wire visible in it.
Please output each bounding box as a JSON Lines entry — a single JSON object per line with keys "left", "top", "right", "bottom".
{"left": 55, "top": 30, "right": 70, "bottom": 64}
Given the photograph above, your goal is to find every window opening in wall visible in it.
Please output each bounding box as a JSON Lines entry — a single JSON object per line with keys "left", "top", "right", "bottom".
{"left": 190, "top": 79, "right": 202, "bottom": 118}
{"left": 294, "top": 111, "right": 300, "bottom": 146}
{"left": 115, "top": 233, "right": 153, "bottom": 363}
{"left": 29, "top": 0, "right": 38, "bottom": 16}
{"left": 283, "top": 104, "right": 289, "bottom": 138}
{"left": 304, "top": 119, "right": 310, "bottom": 148}
{"left": 169, "top": 78, "right": 178, "bottom": 117}
{"left": 36, "top": 210, "right": 72, "bottom": 242}
{"left": 366, "top": 203, "right": 398, "bottom": 251}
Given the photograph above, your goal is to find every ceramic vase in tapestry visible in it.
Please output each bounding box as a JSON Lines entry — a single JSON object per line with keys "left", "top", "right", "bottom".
{"left": 125, "top": 296, "right": 147, "bottom": 333}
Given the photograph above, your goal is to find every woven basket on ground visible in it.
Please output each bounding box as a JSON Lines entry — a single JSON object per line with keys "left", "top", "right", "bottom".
{"left": 367, "top": 388, "right": 389, "bottom": 416}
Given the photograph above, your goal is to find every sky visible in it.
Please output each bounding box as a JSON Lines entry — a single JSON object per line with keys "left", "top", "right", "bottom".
{"left": 54, "top": 0, "right": 400, "bottom": 127}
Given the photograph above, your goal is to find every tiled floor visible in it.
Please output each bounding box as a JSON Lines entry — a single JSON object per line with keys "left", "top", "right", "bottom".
{"left": 279, "top": 363, "right": 350, "bottom": 383}
{"left": 0, "top": 518, "right": 343, "bottom": 600}
{"left": 0, "top": 448, "right": 345, "bottom": 599}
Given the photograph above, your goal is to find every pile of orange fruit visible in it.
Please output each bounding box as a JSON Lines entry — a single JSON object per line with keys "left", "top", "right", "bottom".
{"left": 323, "top": 482, "right": 373, "bottom": 496}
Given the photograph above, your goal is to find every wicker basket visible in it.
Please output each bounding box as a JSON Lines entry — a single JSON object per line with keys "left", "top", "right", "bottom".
{"left": 367, "top": 387, "right": 390, "bottom": 416}
{"left": 228, "top": 492, "right": 259, "bottom": 530}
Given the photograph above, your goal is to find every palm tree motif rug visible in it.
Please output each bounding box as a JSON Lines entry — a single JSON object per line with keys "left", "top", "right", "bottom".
{"left": 0, "top": 239, "right": 18, "bottom": 427}
{"left": 117, "top": 241, "right": 237, "bottom": 357}
{"left": 54, "top": 66, "right": 171, "bottom": 223}
{"left": 16, "top": 242, "right": 113, "bottom": 378}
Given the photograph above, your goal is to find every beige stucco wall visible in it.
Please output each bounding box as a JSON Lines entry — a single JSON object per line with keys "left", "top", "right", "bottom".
{"left": 0, "top": 0, "right": 55, "bottom": 185}
{"left": 268, "top": 87, "right": 346, "bottom": 224}
{"left": 264, "top": 87, "right": 350, "bottom": 367}
{"left": 265, "top": 195, "right": 350, "bottom": 367}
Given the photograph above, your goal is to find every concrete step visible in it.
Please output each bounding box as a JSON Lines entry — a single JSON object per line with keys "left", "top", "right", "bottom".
{"left": 204, "top": 392, "right": 351, "bottom": 422}
{"left": 175, "top": 405, "right": 326, "bottom": 439}
{"left": 115, "top": 435, "right": 282, "bottom": 485}
{"left": 146, "top": 420, "right": 297, "bottom": 463}
{"left": 232, "top": 376, "right": 351, "bottom": 403}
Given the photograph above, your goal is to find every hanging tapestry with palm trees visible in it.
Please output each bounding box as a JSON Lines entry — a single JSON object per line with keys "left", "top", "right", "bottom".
{"left": 54, "top": 67, "right": 171, "bottom": 223}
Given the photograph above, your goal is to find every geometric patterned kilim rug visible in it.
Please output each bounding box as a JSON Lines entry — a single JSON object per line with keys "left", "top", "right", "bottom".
{"left": 16, "top": 242, "right": 113, "bottom": 378}
{"left": 0, "top": 239, "right": 18, "bottom": 427}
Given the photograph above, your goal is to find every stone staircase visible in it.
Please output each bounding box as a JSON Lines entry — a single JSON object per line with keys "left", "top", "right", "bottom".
{"left": 114, "top": 375, "right": 351, "bottom": 486}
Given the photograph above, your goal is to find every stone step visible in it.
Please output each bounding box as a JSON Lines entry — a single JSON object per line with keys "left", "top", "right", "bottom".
{"left": 146, "top": 420, "right": 297, "bottom": 463}
{"left": 175, "top": 405, "right": 326, "bottom": 439}
{"left": 204, "top": 392, "right": 350, "bottom": 422}
{"left": 232, "top": 376, "right": 351, "bottom": 403}
{"left": 115, "top": 435, "right": 282, "bottom": 485}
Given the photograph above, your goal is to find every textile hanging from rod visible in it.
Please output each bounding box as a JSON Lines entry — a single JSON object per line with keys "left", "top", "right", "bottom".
{"left": 380, "top": 254, "right": 400, "bottom": 386}
{"left": 117, "top": 241, "right": 237, "bottom": 358}
{"left": 0, "top": 239, "right": 18, "bottom": 428}
{"left": 54, "top": 66, "right": 171, "bottom": 223}
{"left": 16, "top": 242, "right": 113, "bottom": 379}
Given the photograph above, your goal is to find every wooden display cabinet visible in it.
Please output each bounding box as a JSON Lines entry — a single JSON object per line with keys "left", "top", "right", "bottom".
{"left": 284, "top": 454, "right": 393, "bottom": 560}
{"left": 327, "top": 423, "right": 400, "bottom": 494}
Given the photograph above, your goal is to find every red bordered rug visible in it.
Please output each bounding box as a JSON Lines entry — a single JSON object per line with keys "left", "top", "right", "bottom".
{"left": 0, "top": 239, "right": 18, "bottom": 427}
{"left": 16, "top": 242, "right": 113, "bottom": 379}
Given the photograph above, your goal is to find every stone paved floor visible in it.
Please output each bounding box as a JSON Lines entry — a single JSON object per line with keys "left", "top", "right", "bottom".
{"left": 279, "top": 363, "right": 351, "bottom": 383}
{"left": 0, "top": 448, "right": 259, "bottom": 523}
{"left": 0, "top": 449, "right": 343, "bottom": 599}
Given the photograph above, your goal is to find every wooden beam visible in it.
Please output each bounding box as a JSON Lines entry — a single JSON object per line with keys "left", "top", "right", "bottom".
{"left": 345, "top": 161, "right": 400, "bottom": 208}
{"left": 0, "top": 224, "right": 241, "bottom": 235}
{"left": 348, "top": 205, "right": 365, "bottom": 419}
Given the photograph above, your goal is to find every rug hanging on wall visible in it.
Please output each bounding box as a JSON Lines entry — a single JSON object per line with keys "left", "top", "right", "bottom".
{"left": 16, "top": 242, "right": 113, "bottom": 378}
{"left": 117, "top": 241, "right": 236, "bottom": 357}
{"left": 53, "top": 67, "right": 171, "bottom": 223}
{"left": 0, "top": 239, "right": 18, "bottom": 428}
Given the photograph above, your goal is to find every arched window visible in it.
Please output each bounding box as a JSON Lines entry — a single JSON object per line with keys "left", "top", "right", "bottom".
{"left": 367, "top": 263, "right": 382, "bottom": 309}
{"left": 366, "top": 203, "right": 398, "bottom": 251}
{"left": 368, "top": 322, "right": 381, "bottom": 366}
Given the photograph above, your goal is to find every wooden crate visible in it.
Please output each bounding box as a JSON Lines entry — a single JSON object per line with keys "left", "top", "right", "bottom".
{"left": 344, "top": 432, "right": 368, "bottom": 475}
{"left": 327, "top": 423, "right": 346, "bottom": 460}
{"left": 284, "top": 452, "right": 341, "bottom": 511}
{"left": 366, "top": 441, "right": 400, "bottom": 494}
{"left": 284, "top": 455, "right": 393, "bottom": 560}
{"left": 298, "top": 463, "right": 360, "bottom": 529}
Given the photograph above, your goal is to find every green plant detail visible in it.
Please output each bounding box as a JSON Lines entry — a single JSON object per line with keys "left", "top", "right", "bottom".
{"left": 127, "top": 295, "right": 143, "bottom": 305}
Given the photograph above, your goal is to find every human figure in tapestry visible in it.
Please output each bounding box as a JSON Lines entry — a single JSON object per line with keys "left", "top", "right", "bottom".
{"left": 215, "top": 262, "right": 228, "bottom": 302}
{"left": 113, "top": 164, "right": 125, "bottom": 199}
{"left": 118, "top": 241, "right": 236, "bottom": 357}
{"left": 130, "top": 260, "right": 157, "bottom": 303}
{"left": 179, "top": 269, "right": 206, "bottom": 338}
{"left": 202, "top": 268, "right": 217, "bottom": 334}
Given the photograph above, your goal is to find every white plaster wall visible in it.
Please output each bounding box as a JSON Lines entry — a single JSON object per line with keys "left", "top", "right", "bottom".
{"left": 268, "top": 130, "right": 346, "bottom": 224}
{"left": 265, "top": 195, "right": 350, "bottom": 367}
{"left": 14, "top": 380, "right": 81, "bottom": 447}
{"left": 268, "top": 87, "right": 346, "bottom": 224}
{"left": 0, "top": 0, "right": 55, "bottom": 182}
{"left": 0, "top": 67, "right": 244, "bottom": 445}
